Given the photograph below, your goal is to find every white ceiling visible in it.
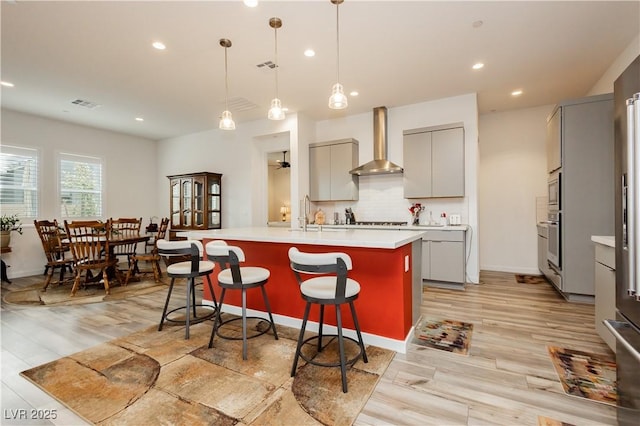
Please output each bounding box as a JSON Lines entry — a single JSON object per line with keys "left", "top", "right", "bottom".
{"left": 1, "top": 1, "right": 638, "bottom": 141}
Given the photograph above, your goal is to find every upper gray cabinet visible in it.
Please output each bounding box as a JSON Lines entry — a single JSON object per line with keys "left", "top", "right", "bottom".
{"left": 546, "top": 108, "right": 561, "bottom": 173}
{"left": 309, "top": 138, "right": 359, "bottom": 201}
{"left": 403, "top": 123, "right": 465, "bottom": 198}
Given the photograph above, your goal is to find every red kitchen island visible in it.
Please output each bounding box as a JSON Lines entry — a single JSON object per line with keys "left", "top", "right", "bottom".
{"left": 184, "top": 227, "right": 425, "bottom": 353}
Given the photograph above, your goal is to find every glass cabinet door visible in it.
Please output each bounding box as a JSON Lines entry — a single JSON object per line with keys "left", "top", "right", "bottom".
{"left": 170, "top": 179, "right": 181, "bottom": 228}
{"left": 182, "top": 179, "right": 191, "bottom": 227}
{"left": 193, "top": 176, "right": 204, "bottom": 227}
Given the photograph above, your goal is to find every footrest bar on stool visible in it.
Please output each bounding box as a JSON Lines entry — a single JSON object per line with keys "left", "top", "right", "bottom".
{"left": 215, "top": 315, "right": 276, "bottom": 340}
{"left": 298, "top": 334, "right": 365, "bottom": 368}
{"left": 164, "top": 304, "right": 217, "bottom": 325}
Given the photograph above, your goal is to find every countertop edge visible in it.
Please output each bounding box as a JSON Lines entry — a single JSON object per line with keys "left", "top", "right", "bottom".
{"left": 591, "top": 235, "right": 615, "bottom": 248}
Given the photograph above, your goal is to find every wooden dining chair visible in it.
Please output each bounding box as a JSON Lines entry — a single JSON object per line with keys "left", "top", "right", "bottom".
{"left": 34, "top": 219, "right": 74, "bottom": 291}
{"left": 64, "top": 220, "right": 118, "bottom": 296}
{"left": 109, "top": 217, "right": 142, "bottom": 272}
{"left": 125, "top": 217, "right": 169, "bottom": 284}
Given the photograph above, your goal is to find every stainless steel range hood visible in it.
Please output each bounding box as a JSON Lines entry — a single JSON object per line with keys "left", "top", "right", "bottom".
{"left": 349, "top": 106, "right": 403, "bottom": 176}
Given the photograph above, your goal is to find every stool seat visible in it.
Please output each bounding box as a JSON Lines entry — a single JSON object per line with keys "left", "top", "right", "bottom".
{"left": 301, "top": 276, "right": 360, "bottom": 299}
{"left": 167, "top": 260, "right": 216, "bottom": 276}
{"left": 218, "top": 266, "right": 270, "bottom": 285}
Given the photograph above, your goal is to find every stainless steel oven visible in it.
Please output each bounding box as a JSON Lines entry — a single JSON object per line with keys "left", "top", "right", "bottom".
{"left": 547, "top": 210, "right": 561, "bottom": 270}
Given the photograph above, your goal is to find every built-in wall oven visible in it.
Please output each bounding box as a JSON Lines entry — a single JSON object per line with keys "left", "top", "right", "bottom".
{"left": 547, "top": 210, "right": 561, "bottom": 270}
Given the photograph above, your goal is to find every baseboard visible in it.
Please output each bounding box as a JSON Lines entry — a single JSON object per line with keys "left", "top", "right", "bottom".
{"left": 480, "top": 265, "right": 541, "bottom": 275}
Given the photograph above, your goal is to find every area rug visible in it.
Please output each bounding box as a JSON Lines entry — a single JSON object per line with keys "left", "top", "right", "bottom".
{"left": 2, "top": 277, "right": 167, "bottom": 307}
{"left": 547, "top": 346, "right": 617, "bottom": 406}
{"left": 515, "top": 274, "right": 548, "bottom": 284}
{"left": 20, "top": 318, "right": 394, "bottom": 425}
{"left": 411, "top": 317, "right": 473, "bottom": 355}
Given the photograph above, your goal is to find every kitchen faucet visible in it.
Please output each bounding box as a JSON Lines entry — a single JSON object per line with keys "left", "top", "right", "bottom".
{"left": 300, "top": 194, "right": 310, "bottom": 231}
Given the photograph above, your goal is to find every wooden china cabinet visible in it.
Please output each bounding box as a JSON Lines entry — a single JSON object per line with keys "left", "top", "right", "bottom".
{"left": 167, "top": 172, "right": 222, "bottom": 239}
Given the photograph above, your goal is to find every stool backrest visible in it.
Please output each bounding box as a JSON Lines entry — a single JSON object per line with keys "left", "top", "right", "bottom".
{"left": 157, "top": 240, "right": 202, "bottom": 274}
{"left": 205, "top": 241, "right": 245, "bottom": 284}
{"left": 288, "top": 247, "right": 351, "bottom": 298}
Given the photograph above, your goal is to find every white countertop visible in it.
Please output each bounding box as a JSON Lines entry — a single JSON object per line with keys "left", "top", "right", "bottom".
{"left": 303, "top": 223, "right": 468, "bottom": 232}
{"left": 183, "top": 226, "right": 427, "bottom": 249}
{"left": 591, "top": 235, "right": 615, "bottom": 248}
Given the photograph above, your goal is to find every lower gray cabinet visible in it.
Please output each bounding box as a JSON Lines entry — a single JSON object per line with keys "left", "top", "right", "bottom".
{"left": 594, "top": 243, "right": 616, "bottom": 352}
{"left": 421, "top": 230, "right": 466, "bottom": 284}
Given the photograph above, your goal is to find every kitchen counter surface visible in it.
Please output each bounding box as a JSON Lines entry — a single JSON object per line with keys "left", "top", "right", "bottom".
{"left": 591, "top": 235, "right": 615, "bottom": 248}
{"left": 184, "top": 226, "right": 427, "bottom": 249}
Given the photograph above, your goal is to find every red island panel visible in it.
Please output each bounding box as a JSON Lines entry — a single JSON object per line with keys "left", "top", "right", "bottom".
{"left": 202, "top": 239, "right": 414, "bottom": 341}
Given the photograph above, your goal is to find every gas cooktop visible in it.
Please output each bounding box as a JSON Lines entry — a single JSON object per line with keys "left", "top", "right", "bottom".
{"left": 353, "top": 221, "right": 407, "bottom": 226}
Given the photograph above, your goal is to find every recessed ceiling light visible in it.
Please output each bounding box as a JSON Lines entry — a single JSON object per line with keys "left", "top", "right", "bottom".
{"left": 135, "top": 117, "right": 144, "bottom": 122}
{"left": 152, "top": 41, "right": 166, "bottom": 50}
{"left": 350, "top": 91, "right": 359, "bottom": 96}
{"left": 243, "top": 0, "right": 258, "bottom": 7}
{"left": 472, "top": 63, "right": 484, "bottom": 70}
{"left": 511, "top": 89, "right": 523, "bottom": 96}
{"left": 304, "top": 49, "right": 315, "bottom": 57}
{"left": 1, "top": 81, "right": 15, "bottom": 87}
{"left": 472, "top": 20, "right": 483, "bottom": 28}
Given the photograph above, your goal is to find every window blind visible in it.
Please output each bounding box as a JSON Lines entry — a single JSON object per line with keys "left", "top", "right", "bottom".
{"left": 0, "top": 145, "right": 39, "bottom": 218}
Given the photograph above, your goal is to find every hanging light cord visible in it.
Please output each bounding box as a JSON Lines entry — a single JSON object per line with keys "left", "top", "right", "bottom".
{"left": 224, "top": 45, "right": 230, "bottom": 111}
{"left": 274, "top": 26, "right": 279, "bottom": 97}
{"left": 335, "top": 2, "right": 340, "bottom": 83}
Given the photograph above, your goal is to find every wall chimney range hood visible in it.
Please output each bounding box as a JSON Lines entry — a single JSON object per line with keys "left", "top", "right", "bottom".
{"left": 349, "top": 106, "right": 404, "bottom": 176}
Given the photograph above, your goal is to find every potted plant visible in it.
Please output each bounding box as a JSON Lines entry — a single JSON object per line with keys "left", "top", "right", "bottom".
{"left": 0, "top": 214, "right": 23, "bottom": 250}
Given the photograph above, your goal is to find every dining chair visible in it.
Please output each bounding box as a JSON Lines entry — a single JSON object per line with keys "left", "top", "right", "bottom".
{"left": 34, "top": 219, "right": 74, "bottom": 291}
{"left": 206, "top": 240, "right": 278, "bottom": 360}
{"left": 157, "top": 239, "right": 217, "bottom": 339}
{"left": 125, "top": 217, "right": 169, "bottom": 284}
{"left": 288, "top": 246, "right": 368, "bottom": 393}
{"left": 109, "top": 217, "right": 142, "bottom": 272}
{"left": 64, "top": 220, "right": 118, "bottom": 296}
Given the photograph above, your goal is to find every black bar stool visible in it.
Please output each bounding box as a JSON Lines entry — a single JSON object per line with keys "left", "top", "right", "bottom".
{"left": 287, "top": 246, "right": 368, "bottom": 393}
{"left": 206, "top": 240, "right": 278, "bottom": 360}
{"left": 157, "top": 240, "right": 217, "bottom": 339}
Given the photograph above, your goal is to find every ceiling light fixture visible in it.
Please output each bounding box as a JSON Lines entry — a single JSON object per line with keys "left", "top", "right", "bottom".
{"left": 152, "top": 41, "right": 166, "bottom": 50}
{"left": 244, "top": 0, "right": 258, "bottom": 7}
{"left": 511, "top": 89, "right": 523, "bottom": 96}
{"left": 328, "top": 0, "right": 347, "bottom": 110}
{"left": 219, "top": 38, "right": 236, "bottom": 130}
{"left": 304, "top": 49, "right": 315, "bottom": 57}
{"left": 268, "top": 17, "right": 285, "bottom": 121}
{"left": 472, "top": 62, "right": 484, "bottom": 70}
{"left": 1, "top": 81, "right": 15, "bottom": 87}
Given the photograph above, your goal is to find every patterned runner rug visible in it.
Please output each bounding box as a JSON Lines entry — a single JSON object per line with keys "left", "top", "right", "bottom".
{"left": 20, "top": 319, "right": 394, "bottom": 425}
{"left": 412, "top": 317, "right": 473, "bottom": 355}
{"left": 547, "top": 346, "right": 617, "bottom": 406}
{"left": 515, "top": 274, "right": 549, "bottom": 284}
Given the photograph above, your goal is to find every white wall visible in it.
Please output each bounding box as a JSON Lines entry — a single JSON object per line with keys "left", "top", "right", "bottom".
{"left": 478, "top": 105, "right": 553, "bottom": 274}
{"left": 588, "top": 34, "right": 640, "bottom": 96}
{"left": 1, "top": 108, "right": 157, "bottom": 277}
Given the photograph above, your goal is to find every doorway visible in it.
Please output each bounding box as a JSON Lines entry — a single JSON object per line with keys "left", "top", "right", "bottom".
{"left": 267, "top": 150, "right": 291, "bottom": 224}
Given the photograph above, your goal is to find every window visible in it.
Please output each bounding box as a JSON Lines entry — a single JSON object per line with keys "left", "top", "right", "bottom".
{"left": 59, "top": 153, "right": 103, "bottom": 218}
{"left": 0, "top": 145, "right": 38, "bottom": 218}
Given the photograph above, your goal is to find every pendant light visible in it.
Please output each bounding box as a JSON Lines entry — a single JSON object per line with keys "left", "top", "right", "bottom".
{"left": 328, "top": 0, "right": 347, "bottom": 110}
{"left": 268, "top": 17, "right": 285, "bottom": 121}
{"left": 219, "top": 38, "right": 235, "bottom": 130}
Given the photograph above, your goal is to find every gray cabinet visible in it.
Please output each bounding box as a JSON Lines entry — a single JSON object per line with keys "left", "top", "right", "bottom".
{"left": 549, "top": 93, "right": 614, "bottom": 299}
{"left": 309, "top": 138, "right": 359, "bottom": 201}
{"left": 421, "top": 230, "right": 466, "bottom": 284}
{"left": 403, "top": 123, "right": 464, "bottom": 198}
{"left": 594, "top": 242, "right": 616, "bottom": 352}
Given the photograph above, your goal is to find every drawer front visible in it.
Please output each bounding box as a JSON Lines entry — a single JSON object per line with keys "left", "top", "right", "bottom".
{"left": 424, "top": 230, "right": 464, "bottom": 242}
{"left": 595, "top": 244, "right": 615, "bottom": 270}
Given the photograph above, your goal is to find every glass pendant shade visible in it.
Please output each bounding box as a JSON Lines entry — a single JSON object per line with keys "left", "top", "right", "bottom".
{"left": 219, "top": 110, "right": 235, "bottom": 130}
{"left": 268, "top": 98, "right": 285, "bottom": 120}
{"left": 328, "top": 83, "right": 348, "bottom": 109}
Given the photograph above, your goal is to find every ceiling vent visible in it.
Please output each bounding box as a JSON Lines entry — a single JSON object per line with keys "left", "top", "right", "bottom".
{"left": 70, "top": 99, "right": 101, "bottom": 109}
{"left": 256, "top": 60, "right": 277, "bottom": 69}
{"left": 226, "top": 96, "right": 258, "bottom": 112}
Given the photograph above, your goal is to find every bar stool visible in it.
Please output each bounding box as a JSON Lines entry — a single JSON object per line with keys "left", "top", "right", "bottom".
{"left": 156, "top": 239, "right": 217, "bottom": 339}
{"left": 206, "top": 240, "right": 278, "bottom": 360}
{"left": 288, "top": 247, "right": 368, "bottom": 393}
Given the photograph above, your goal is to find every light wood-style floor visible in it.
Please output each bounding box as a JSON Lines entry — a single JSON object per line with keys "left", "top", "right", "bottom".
{"left": 1, "top": 270, "right": 616, "bottom": 425}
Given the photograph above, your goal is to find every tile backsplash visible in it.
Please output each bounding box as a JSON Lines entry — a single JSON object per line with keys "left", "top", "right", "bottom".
{"left": 310, "top": 175, "right": 468, "bottom": 225}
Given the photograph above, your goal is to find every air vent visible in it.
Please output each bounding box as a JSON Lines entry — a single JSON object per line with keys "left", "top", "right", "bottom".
{"left": 70, "top": 99, "right": 101, "bottom": 109}
{"left": 227, "top": 97, "right": 258, "bottom": 112}
{"left": 256, "top": 61, "right": 277, "bottom": 69}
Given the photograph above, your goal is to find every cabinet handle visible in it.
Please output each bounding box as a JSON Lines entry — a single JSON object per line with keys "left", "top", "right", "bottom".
{"left": 603, "top": 320, "right": 640, "bottom": 363}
